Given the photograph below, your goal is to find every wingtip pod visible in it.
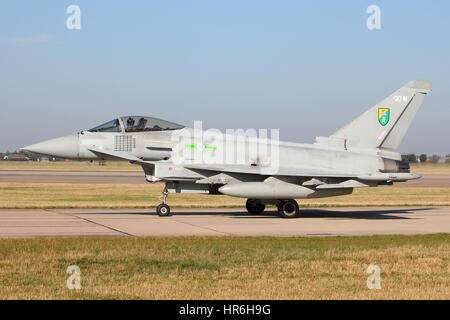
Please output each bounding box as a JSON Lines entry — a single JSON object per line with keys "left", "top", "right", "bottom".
{"left": 406, "top": 80, "right": 432, "bottom": 93}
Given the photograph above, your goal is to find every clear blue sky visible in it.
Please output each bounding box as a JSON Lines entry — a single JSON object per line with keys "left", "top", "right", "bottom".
{"left": 1, "top": 1, "right": 449, "bottom": 155}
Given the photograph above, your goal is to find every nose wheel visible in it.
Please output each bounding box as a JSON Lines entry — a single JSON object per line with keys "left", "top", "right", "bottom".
{"left": 156, "top": 203, "right": 170, "bottom": 216}
{"left": 277, "top": 200, "right": 299, "bottom": 218}
{"left": 156, "top": 186, "right": 171, "bottom": 217}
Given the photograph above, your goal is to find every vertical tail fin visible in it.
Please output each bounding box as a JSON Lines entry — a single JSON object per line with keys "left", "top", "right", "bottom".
{"left": 330, "top": 80, "right": 432, "bottom": 151}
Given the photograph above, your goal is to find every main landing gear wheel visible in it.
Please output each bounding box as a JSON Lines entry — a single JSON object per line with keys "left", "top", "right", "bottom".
{"left": 277, "top": 200, "right": 299, "bottom": 218}
{"left": 156, "top": 203, "right": 170, "bottom": 217}
{"left": 156, "top": 185, "right": 171, "bottom": 217}
{"left": 246, "top": 199, "right": 265, "bottom": 215}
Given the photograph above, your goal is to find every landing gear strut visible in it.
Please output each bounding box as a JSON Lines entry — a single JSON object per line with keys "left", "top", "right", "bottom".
{"left": 245, "top": 199, "right": 265, "bottom": 215}
{"left": 277, "top": 200, "right": 299, "bottom": 218}
{"left": 156, "top": 186, "right": 170, "bottom": 217}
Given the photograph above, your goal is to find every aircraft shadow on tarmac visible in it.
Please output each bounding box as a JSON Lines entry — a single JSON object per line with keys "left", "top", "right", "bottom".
{"left": 80, "top": 207, "right": 434, "bottom": 220}
{"left": 176, "top": 207, "right": 434, "bottom": 220}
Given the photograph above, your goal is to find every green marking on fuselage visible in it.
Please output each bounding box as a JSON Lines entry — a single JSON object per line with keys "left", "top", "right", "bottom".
{"left": 185, "top": 144, "right": 197, "bottom": 149}
{"left": 204, "top": 145, "right": 217, "bottom": 151}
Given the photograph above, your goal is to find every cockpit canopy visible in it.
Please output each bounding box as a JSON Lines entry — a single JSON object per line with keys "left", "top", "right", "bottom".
{"left": 88, "top": 119, "right": 121, "bottom": 133}
{"left": 121, "top": 116, "right": 184, "bottom": 132}
{"left": 88, "top": 116, "right": 184, "bottom": 133}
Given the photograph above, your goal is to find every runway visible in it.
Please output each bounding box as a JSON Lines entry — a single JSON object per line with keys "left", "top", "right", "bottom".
{"left": 0, "top": 170, "right": 449, "bottom": 187}
{"left": 0, "top": 207, "right": 449, "bottom": 238}
{"left": 0, "top": 170, "right": 145, "bottom": 184}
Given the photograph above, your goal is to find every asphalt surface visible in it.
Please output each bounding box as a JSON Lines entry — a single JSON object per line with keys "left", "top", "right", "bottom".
{"left": 0, "top": 170, "right": 449, "bottom": 187}
{"left": 0, "top": 207, "right": 449, "bottom": 238}
{"left": 0, "top": 170, "right": 146, "bottom": 184}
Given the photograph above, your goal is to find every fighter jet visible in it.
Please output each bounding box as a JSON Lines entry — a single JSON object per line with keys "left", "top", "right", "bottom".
{"left": 22, "top": 80, "right": 431, "bottom": 218}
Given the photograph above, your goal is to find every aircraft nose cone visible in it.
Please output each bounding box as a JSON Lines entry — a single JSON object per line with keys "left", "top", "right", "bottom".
{"left": 22, "top": 135, "right": 79, "bottom": 159}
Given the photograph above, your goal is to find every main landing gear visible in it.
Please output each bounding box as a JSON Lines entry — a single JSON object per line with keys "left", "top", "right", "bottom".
{"left": 156, "top": 186, "right": 171, "bottom": 217}
{"left": 277, "top": 200, "right": 300, "bottom": 218}
{"left": 245, "top": 199, "right": 266, "bottom": 215}
{"left": 245, "top": 199, "right": 300, "bottom": 218}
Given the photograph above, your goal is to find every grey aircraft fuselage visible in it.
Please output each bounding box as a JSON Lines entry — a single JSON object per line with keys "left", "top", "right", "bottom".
{"left": 22, "top": 80, "right": 432, "bottom": 218}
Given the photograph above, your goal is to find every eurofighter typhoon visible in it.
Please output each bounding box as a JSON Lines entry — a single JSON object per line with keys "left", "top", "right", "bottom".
{"left": 23, "top": 80, "right": 431, "bottom": 217}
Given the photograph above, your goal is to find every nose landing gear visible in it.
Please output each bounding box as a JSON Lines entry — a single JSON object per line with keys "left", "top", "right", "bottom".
{"left": 156, "top": 186, "right": 171, "bottom": 216}
{"left": 156, "top": 203, "right": 170, "bottom": 216}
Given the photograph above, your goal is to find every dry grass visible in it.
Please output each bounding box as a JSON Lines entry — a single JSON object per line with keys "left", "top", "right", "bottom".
{"left": 0, "top": 182, "right": 244, "bottom": 209}
{"left": 0, "top": 182, "right": 449, "bottom": 209}
{"left": 0, "top": 235, "right": 448, "bottom": 299}
{"left": 410, "top": 163, "right": 450, "bottom": 174}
